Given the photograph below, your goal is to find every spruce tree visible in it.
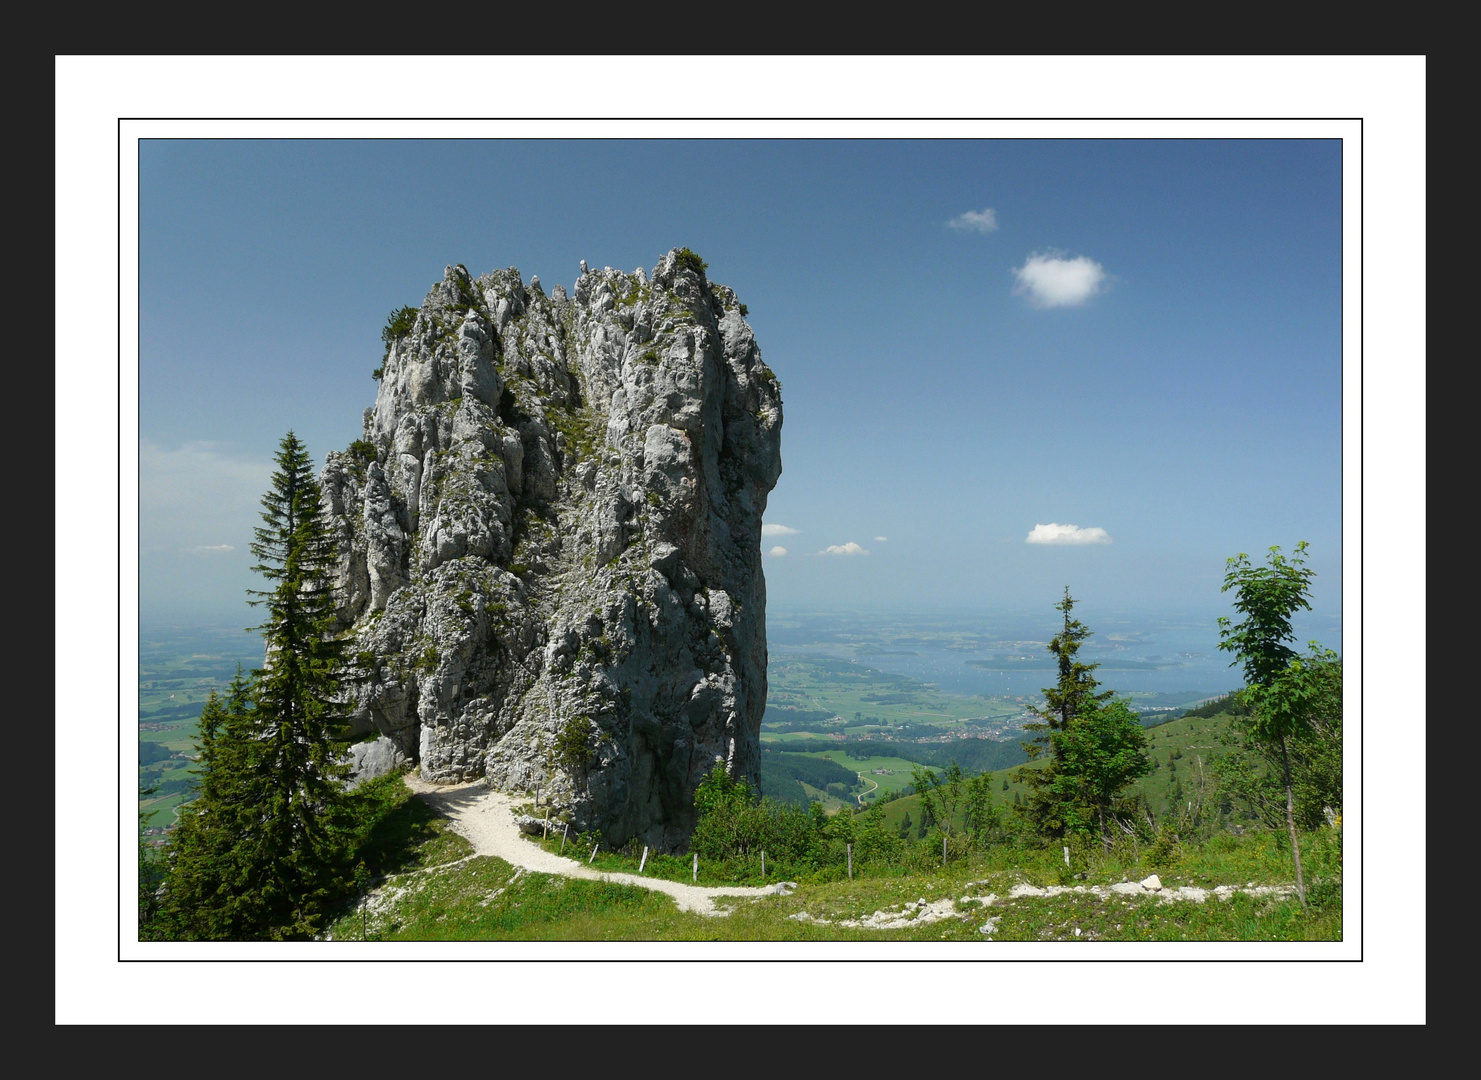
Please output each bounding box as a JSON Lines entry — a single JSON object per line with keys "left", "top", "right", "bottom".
{"left": 245, "top": 431, "right": 355, "bottom": 938}
{"left": 1013, "top": 588, "right": 1114, "bottom": 838}
{"left": 155, "top": 433, "right": 355, "bottom": 940}
{"left": 155, "top": 670, "right": 260, "bottom": 938}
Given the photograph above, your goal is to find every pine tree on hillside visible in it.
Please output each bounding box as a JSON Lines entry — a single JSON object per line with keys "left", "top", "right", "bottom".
{"left": 245, "top": 431, "right": 355, "bottom": 937}
{"left": 155, "top": 432, "right": 356, "bottom": 940}
{"left": 1040, "top": 587, "right": 1114, "bottom": 734}
{"left": 1014, "top": 588, "right": 1113, "bottom": 838}
{"left": 154, "top": 670, "right": 259, "bottom": 938}
{"left": 1013, "top": 589, "right": 1149, "bottom": 848}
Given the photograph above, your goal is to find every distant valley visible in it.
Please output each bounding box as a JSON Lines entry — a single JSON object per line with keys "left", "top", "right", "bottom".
{"left": 137, "top": 610, "right": 1247, "bottom": 831}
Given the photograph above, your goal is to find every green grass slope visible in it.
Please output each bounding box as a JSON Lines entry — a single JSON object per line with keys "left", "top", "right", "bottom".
{"left": 318, "top": 768, "right": 1340, "bottom": 943}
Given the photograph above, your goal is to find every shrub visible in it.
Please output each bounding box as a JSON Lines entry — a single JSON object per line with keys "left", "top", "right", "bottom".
{"left": 555, "top": 715, "right": 596, "bottom": 774}
{"left": 673, "top": 248, "right": 708, "bottom": 276}
{"left": 377, "top": 305, "right": 419, "bottom": 378}
{"left": 689, "top": 764, "right": 824, "bottom": 875}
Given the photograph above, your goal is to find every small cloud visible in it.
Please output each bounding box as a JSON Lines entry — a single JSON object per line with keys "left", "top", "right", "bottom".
{"left": 1026, "top": 523, "right": 1111, "bottom": 545}
{"left": 948, "top": 208, "right": 998, "bottom": 234}
{"left": 1012, "top": 251, "right": 1107, "bottom": 308}
{"left": 186, "top": 544, "right": 236, "bottom": 554}
{"left": 762, "top": 523, "right": 800, "bottom": 536}
{"left": 873, "top": 536, "right": 888, "bottom": 542}
{"left": 819, "top": 541, "right": 869, "bottom": 556}
{"left": 768, "top": 546, "right": 789, "bottom": 557}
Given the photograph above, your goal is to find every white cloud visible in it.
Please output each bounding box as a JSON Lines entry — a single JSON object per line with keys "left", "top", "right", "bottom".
{"left": 768, "top": 546, "right": 788, "bottom": 557}
{"left": 1026, "top": 523, "right": 1112, "bottom": 545}
{"left": 1012, "top": 251, "right": 1107, "bottom": 307}
{"left": 186, "top": 544, "right": 236, "bottom": 554}
{"left": 140, "top": 440, "right": 272, "bottom": 552}
{"left": 948, "top": 208, "right": 998, "bottom": 233}
{"left": 873, "top": 536, "right": 888, "bottom": 542}
{"left": 819, "top": 541, "right": 869, "bottom": 556}
{"left": 762, "top": 523, "right": 800, "bottom": 536}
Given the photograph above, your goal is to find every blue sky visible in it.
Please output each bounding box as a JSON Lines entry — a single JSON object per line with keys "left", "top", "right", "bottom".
{"left": 139, "top": 138, "right": 1343, "bottom": 631}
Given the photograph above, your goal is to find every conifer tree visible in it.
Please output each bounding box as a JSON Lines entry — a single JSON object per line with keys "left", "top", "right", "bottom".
{"left": 244, "top": 431, "right": 355, "bottom": 937}
{"left": 1013, "top": 588, "right": 1114, "bottom": 838}
{"left": 156, "top": 433, "right": 355, "bottom": 940}
{"left": 155, "top": 670, "right": 259, "bottom": 938}
{"left": 1013, "top": 589, "right": 1150, "bottom": 848}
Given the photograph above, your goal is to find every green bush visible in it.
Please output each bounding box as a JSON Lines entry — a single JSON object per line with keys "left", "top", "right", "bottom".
{"left": 555, "top": 715, "right": 596, "bottom": 773}
{"left": 377, "top": 305, "right": 419, "bottom": 378}
{"left": 673, "top": 248, "right": 708, "bottom": 276}
{"left": 689, "top": 764, "right": 824, "bottom": 877}
{"left": 1145, "top": 823, "right": 1182, "bottom": 870}
{"left": 348, "top": 440, "right": 377, "bottom": 467}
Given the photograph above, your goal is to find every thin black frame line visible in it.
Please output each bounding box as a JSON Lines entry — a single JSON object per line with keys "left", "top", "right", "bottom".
{"left": 122, "top": 124, "right": 1356, "bottom": 962}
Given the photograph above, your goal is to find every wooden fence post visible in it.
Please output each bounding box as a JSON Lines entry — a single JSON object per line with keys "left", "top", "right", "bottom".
{"left": 847, "top": 843, "right": 853, "bottom": 879}
{"left": 589, "top": 843, "right": 599, "bottom": 865}
{"left": 543, "top": 809, "right": 550, "bottom": 838}
{"left": 560, "top": 822, "right": 569, "bottom": 854}
{"left": 638, "top": 845, "right": 649, "bottom": 873}
{"left": 692, "top": 853, "right": 698, "bottom": 882}
{"left": 1063, "top": 845, "right": 1070, "bottom": 867}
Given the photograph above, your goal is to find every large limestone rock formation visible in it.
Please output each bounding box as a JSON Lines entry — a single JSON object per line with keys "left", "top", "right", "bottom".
{"left": 321, "top": 250, "right": 782, "bottom": 850}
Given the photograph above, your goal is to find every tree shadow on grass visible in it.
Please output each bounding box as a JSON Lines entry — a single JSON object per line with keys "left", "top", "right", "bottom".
{"left": 356, "top": 787, "right": 459, "bottom": 877}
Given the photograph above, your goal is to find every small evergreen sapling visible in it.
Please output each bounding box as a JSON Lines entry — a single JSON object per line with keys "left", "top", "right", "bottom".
{"left": 1013, "top": 589, "right": 1149, "bottom": 850}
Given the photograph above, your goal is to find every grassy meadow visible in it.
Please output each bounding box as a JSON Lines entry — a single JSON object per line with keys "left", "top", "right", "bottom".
{"left": 322, "top": 772, "right": 1341, "bottom": 943}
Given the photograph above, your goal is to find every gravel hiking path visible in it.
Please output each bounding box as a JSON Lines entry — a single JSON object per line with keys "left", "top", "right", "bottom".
{"left": 403, "top": 774, "right": 791, "bottom": 916}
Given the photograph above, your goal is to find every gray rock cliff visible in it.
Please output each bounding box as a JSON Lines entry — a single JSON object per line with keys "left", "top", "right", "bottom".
{"left": 320, "top": 250, "right": 782, "bottom": 850}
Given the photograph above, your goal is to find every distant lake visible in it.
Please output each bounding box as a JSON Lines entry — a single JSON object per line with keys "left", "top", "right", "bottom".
{"left": 767, "top": 608, "right": 1341, "bottom": 702}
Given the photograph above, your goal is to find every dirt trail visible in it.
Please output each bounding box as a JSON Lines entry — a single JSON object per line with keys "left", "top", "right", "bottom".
{"left": 402, "top": 774, "right": 790, "bottom": 916}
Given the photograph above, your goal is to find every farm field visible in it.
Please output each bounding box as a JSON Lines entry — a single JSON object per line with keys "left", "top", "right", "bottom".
{"left": 137, "top": 625, "right": 264, "bottom": 833}
{"left": 762, "top": 653, "right": 1031, "bottom": 743}
{"left": 799, "top": 751, "right": 932, "bottom": 801}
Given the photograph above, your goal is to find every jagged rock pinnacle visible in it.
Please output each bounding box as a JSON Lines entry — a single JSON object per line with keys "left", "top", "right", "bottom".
{"left": 320, "top": 249, "right": 782, "bottom": 851}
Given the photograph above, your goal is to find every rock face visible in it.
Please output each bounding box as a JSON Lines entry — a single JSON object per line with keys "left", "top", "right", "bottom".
{"left": 319, "top": 250, "right": 782, "bottom": 851}
{"left": 346, "top": 736, "right": 410, "bottom": 789}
